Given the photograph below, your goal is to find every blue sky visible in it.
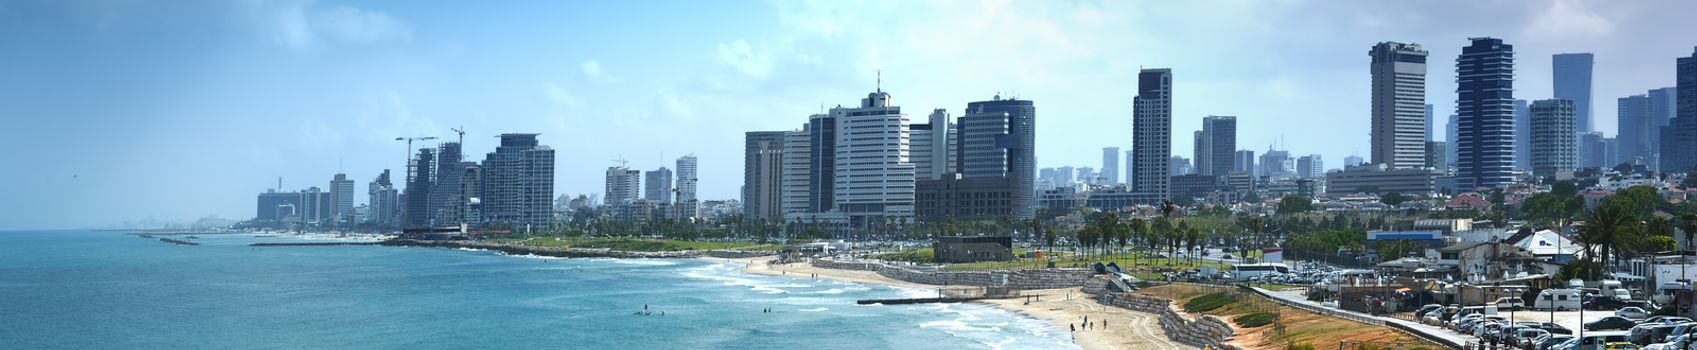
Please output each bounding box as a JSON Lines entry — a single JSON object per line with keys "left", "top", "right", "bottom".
{"left": 1, "top": 0, "right": 1692, "bottom": 229}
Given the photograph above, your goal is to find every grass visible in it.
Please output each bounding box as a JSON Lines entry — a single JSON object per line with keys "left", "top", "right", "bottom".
{"left": 1234, "top": 312, "right": 1277, "bottom": 327}
{"left": 1184, "top": 292, "right": 1236, "bottom": 312}
{"left": 940, "top": 250, "right": 1232, "bottom": 271}
{"left": 871, "top": 248, "right": 934, "bottom": 263}
{"left": 1137, "top": 285, "right": 1438, "bottom": 349}
{"left": 484, "top": 236, "right": 776, "bottom": 252}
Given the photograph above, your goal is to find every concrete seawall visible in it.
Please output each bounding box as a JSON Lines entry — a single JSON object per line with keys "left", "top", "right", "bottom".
{"left": 809, "top": 260, "right": 1092, "bottom": 291}
{"left": 380, "top": 239, "right": 774, "bottom": 259}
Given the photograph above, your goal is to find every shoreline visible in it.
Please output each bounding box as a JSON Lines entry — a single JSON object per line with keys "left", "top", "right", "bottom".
{"left": 701, "top": 256, "right": 1196, "bottom": 350}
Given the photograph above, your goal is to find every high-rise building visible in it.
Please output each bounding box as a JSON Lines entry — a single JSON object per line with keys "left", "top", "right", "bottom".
{"left": 367, "top": 169, "right": 398, "bottom": 228}
{"left": 911, "top": 109, "right": 955, "bottom": 181}
{"left": 831, "top": 88, "right": 915, "bottom": 228}
{"left": 1196, "top": 116, "right": 1236, "bottom": 176}
{"left": 1077, "top": 167, "right": 1097, "bottom": 184}
{"left": 1425, "top": 104, "right": 1435, "bottom": 141}
{"left": 329, "top": 173, "right": 354, "bottom": 226}
{"left": 958, "top": 95, "right": 1036, "bottom": 218}
{"left": 480, "top": 133, "right": 555, "bottom": 229}
{"left": 1344, "top": 155, "right": 1365, "bottom": 168}
{"left": 1234, "top": 150, "right": 1256, "bottom": 176}
{"left": 1454, "top": 37, "right": 1516, "bottom": 189}
{"left": 1124, "top": 150, "right": 1134, "bottom": 187}
{"left": 1369, "top": 41, "right": 1429, "bottom": 168}
{"left": 429, "top": 142, "right": 479, "bottom": 226}
{"left": 1425, "top": 141, "right": 1448, "bottom": 171}
{"left": 1297, "top": 154, "right": 1324, "bottom": 178}
{"left": 780, "top": 128, "right": 811, "bottom": 217}
{"left": 605, "top": 167, "right": 641, "bottom": 205}
{"left": 1512, "top": 99, "right": 1530, "bottom": 171}
{"left": 1579, "top": 132, "right": 1610, "bottom": 168}
{"left": 1132, "top": 68, "right": 1173, "bottom": 203}
{"left": 1619, "top": 94, "right": 1653, "bottom": 164}
{"left": 645, "top": 167, "right": 673, "bottom": 203}
{"left": 1260, "top": 148, "right": 1293, "bottom": 178}
{"left": 403, "top": 148, "right": 435, "bottom": 228}
{"left": 1662, "top": 48, "right": 1697, "bottom": 172}
{"left": 743, "top": 131, "right": 785, "bottom": 220}
{"left": 1530, "top": 99, "right": 1577, "bottom": 179}
{"left": 1648, "top": 87, "right": 1678, "bottom": 168}
{"left": 676, "top": 155, "right": 700, "bottom": 218}
{"left": 1055, "top": 166, "right": 1075, "bottom": 186}
{"left": 1101, "top": 147, "right": 1120, "bottom": 185}
{"left": 1554, "top": 53, "right": 1596, "bottom": 133}
{"left": 1169, "top": 156, "right": 1191, "bottom": 177}
{"left": 1446, "top": 114, "right": 1459, "bottom": 167}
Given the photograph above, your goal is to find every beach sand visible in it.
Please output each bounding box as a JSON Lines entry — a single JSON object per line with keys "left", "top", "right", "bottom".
{"left": 702, "top": 256, "right": 1198, "bottom": 350}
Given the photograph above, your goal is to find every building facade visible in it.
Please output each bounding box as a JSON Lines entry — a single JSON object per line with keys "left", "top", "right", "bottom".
{"left": 959, "top": 96, "right": 1036, "bottom": 218}
{"left": 1198, "top": 116, "right": 1236, "bottom": 176}
{"left": 1324, "top": 164, "right": 1439, "bottom": 197}
{"left": 1369, "top": 42, "right": 1430, "bottom": 168}
{"left": 1132, "top": 68, "right": 1173, "bottom": 204}
{"left": 1530, "top": 99, "right": 1577, "bottom": 179}
{"left": 1662, "top": 48, "right": 1697, "bottom": 173}
{"left": 645, "top": 167, "right": 673, "bottom": 204}
{"left": 1454, "top": 37, "right": 1517, "bottom": 189}
{"left": 676, "top": 155, "right": 700, "bottom": 219}
{"left": 1553, "top": 53, "right": 1595, "bottom": 133}
{"left": 1101, "top": 147, "right": 1120, "bottom": 185}
{"left": 479, "top": 134, "right": 554, "bottom": 230}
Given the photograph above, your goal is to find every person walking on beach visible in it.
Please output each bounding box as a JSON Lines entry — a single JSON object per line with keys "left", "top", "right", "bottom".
{"left": 1069, "top": 324, "right": 1074, "bottom": 332}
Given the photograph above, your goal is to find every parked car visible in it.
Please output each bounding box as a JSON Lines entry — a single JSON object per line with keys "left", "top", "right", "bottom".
{"left": 1537, "top": 322, "right": 1575, "bottom": 335}
{"left": 1497, "top": 297, "right": 1527, "bottom": 311}
{"left": 1537, "top": 335, "right": 1574, "bottom": 350}
{"left": 1618, "top": 306, "right": 1652, "bottom": 319}
{"left": 1645, "top": 334, "right": 1689, "bottom": 350}
{"left": 1588, "top": 316, "right": 1639, "bottom": 331}
{"left": 1518, "top": 328, "right": 1551, "bottom": 347}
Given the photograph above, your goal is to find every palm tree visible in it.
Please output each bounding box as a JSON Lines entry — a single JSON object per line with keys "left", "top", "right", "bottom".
{"left": 1581, "top": 203, "right": 1647, "bottom": 280}
{"left": 1680, "top": 213, "right": 1697, "bottom": 254}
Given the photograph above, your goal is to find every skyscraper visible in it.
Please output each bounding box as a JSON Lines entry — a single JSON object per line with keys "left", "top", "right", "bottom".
{"left": 367, "top": 170, "right": 398, "bottom": 228}
{"left": 429, "top": 142, "right": 477, "bottom": 226}
{"left": 1124, "top": 150, "right": 1134, "bottom": 188}
{"left": 805, "top": 112, "right": 836, "bottom": 213}
{"left": 1425, "top": 141, "right": 1447, "bottom": 171}
{"left": 910, "top": 109, "right": 955, "bottom": 180}
{"left": 1296, "top": 154, "right": 1323, "bottom": 178}
{"left": 1446, "top": 114, "right": 1459, "bottom": 167}
{"left": 1132, "top": 68, "right": 1172, "bottom": 203}
{"left": 1578, "top": 132, "right": 1609, "bottom": 168}
{"left": 1344, "top": 155, "right": 1364, "bottom": 168}
{"left": 1648, "top": 87, "right": 1678, "bottom": 167}
{"left": 1425, "top": 104, "right": 1435, "bottom": 141}
{"left": 1662, "top": 48, "right": 1697, "bottom": 172}
{"left": 1455, "top": 37, "right": 1516, "bottom": 189}
{"left": 833, "top": 89, "right": 914, "bottom": 227}
{"left": 1169, "top": 156, "right": 1191, "bottom": 177}
{"left": 1369, "top": 41, "right": 1429, "bottom": 168}
{"left": 1234, "top": 150, "right": 1256, "bottom": 176}
{"left": 644, "top": 167, "right": 673, "bottom": 203}
{"left": 605, "top": 166, "right": 641, "bottom": 205}
{"left": 1554, "top": 53, "right": 1596, "bottom": 133}
{"left": 1512, "top": 99, "right": 1530, "bottom": 171}
{"left": 329, "top": 173, "right": 354, "bottom": 226}
{"left": 1101, "top": 147, "right": 1121, "bottom": 185}
{"left": 480, "top": 133, "right": 555, "bottom": 229}
{"left": 960, "top": 95, "right": 1036, "bottom": 218}
{"left": 676, "top": 155, "right": 699, "bottom": 218}
{"left": 1260, "top": 148, "right": 1293, "bottom": 178}
{"left": 1197, "top": 116, "right": 1236, "bottom": 176}
{"left": 1618, "top": 94, "right": 1653, "bottom": 164}
{"left": 1530, "top": 99, "right": 1577, "bottom": 179}
{"left": 403, "top": 148, "right": 435, "bottom": 228}
{"left": 780, "top": 128, "right": 811, "bottom": 217}
{"left": 743, "top": 131, "right": 785, "bottom": 220}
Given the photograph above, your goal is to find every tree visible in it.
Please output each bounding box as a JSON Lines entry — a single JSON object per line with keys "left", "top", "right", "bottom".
{"left": 1680, "top": 213, "right": 1697, "bottom": 253}
{"left": 1551, "top": 180, "right": 1579, "bottom": 197}
{"left": 1381, "top": 192, "right": 1408, "bottom": 206}
{"left": 1580, "top": 202, "right": 1648, "bottom": 279}
{"left": 1277, "top": 196, "right": 1314, "bottom": 216}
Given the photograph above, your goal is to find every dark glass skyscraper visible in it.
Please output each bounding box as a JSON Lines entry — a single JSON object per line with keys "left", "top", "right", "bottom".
{"left": 1664, "top": 47, "right": 1697, "bottom": 172}
{"left": 1553, "top": 53, "right": 1595, "bottom": 133}
{"left": 1369, "top": 41, "right": 1428, "bottom": 169}
{"left": 1454, "top": 37, "right": 1516, "bottom": 190}
{"left": 1132, "top": 68, "right": 1172, "bottom": 203}
{"left": 959, "top": 96, "right": 1036, "bottom": 218}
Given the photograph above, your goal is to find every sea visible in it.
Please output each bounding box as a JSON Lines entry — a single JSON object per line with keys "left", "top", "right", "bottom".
{"left": 0, "top": 230, "right": 1080, "bottom": 350}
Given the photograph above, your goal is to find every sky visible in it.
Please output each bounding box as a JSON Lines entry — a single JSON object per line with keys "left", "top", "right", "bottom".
{"left": 1, "top": 0, "right": 1693, "bottom": 229}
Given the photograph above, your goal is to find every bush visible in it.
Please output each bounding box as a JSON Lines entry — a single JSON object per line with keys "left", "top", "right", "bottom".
{"left": 1285, "top": 342, "right": 1315, "bottom": 350}
{"left": 1184, "top": 292, "right": 1235, "bottom": 312}
{"left": 1233, "top": 312, "right": 1277, "bottom": 328}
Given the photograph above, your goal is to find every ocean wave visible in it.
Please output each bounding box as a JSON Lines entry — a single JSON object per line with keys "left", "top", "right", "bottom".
{"left": 680, "top": 265, "right": 811, "bottom": 295}
{"left": 605, "top": 259, "right": 678, "bottom": 266}
{"left": 455, "top": 247, "right": 488, "bottom": 252}
{"left": 803, "top": 288, "right": 846, "bottom": 294}
{"left": 798, "top": 307, "right": 829, "bottom": 312}
{"left": 502, "top": 253, "right": 566, "bottom": 260}
{"left": 917, "top": 319, "right": 1002, "bottom": 333}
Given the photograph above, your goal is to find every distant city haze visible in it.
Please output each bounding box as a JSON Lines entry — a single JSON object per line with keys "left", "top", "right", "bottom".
{"left": 0, "top": 1, "right": 1691, "bottom": 229}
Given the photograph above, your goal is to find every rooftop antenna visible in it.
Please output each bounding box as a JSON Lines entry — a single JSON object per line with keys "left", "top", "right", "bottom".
{"left": 875, "top": 69, "right": 882, "bottom": 93}
{"left": 278, "top": 177, "right": 283, "bottom": 192}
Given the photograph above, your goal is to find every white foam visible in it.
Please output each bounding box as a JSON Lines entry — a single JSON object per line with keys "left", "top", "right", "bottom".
{"left": 455, "top": 247, "right": 488, "bottom": 252}
{"left": 804, "top": 288, "right": 846, "bottom": 294}
{"left": 798, "top": 307, "right": 829, "bottom": 312}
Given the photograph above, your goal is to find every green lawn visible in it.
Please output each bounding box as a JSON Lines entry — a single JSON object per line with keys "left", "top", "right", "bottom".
{"left": 484, "top": 236, "right": 776, "bottom": 252}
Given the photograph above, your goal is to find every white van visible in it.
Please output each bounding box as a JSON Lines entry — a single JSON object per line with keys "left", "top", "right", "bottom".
{"left": 1229, "top": 263, "right": 1290, "bottom": 281}
{"left": 1536, "top": 288, "right": 1583, "bottom": 311}
{"left": 1599, "top": 280, "right": 1631, "bottom": 300}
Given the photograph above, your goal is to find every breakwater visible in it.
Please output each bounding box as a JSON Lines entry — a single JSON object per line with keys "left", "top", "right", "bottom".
{"left": 159, "top": 238, "right": 199, "bottom": 246}
{"left": 251, "top": 242, "right": 383, "bottom": 247}
{"left": 379, "top": 239, "right": 775, "bottom": 259}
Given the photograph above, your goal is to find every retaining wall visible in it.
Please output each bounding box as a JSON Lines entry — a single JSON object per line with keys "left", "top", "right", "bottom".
{"left": 808, "top": 259, "right": 1092, "bottom": 290}
{"left": 1093, "top": 291, "right": 1240, "bottom": 350}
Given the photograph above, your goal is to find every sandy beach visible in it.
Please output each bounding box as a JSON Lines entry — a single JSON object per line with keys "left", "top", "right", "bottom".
{"left": 702, "top": 256, "right": 1197, "bottom": 350}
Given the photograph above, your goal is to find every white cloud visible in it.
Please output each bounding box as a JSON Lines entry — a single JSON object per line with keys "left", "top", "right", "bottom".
{"left": 580, "top": 60, "right": 603, "bottom": 79}
{"left": 255, "top": 0, "right": 412, "bottom": 51}
{"left": 540, "top": 82, "right": 581, "bottom": 107}
{"left": 658, "top": 89, "right": 693, "bottom": 119}
{"left": 1522, "top": 0, "right": 1614, "bottom": 42}
{"left": 716, "top": 39, "right": 774, "bottom": 80}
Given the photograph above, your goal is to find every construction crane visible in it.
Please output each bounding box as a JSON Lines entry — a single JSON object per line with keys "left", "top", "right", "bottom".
{"left": 451, "top": 126, "right": 466, "bottom": 147}
{"left": 610, "top": 156, "right": 627, "bottom": 168}
{"left": 396, "top": 136, "right": 438, "bottom": 184}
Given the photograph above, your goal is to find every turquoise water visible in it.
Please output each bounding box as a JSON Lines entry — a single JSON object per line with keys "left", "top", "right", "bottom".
{"left": 0, "top": 231, "right": 1078, "bottom": 349}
